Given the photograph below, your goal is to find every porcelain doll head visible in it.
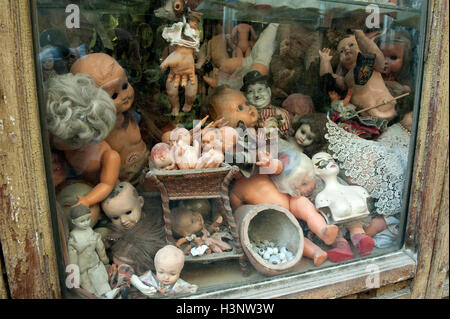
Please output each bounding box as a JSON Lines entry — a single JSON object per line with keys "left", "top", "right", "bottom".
{"left": 56, "top": 181, "right": 102, "bottom": 228}
{"left": 171, "top": 207, "right": 204, "bottom": 238}
{"left": 242, "top": 71, "right": 271, "bottom": 110}
{"left": 70, "top": 205, "right": 92, "bottom": 229}
{"left": 292, "top": 113, "right": 328, "bottom": 158}
{"left": 46, "top": 73, "right": 116, "bottom": 150}
{"left": 154, "top": 245, "right": 185, "bottom": 286}
{"left": 337, "top": 35, "right": 360, "bottom": 71}
{"left": 101, "top": 182, "right": 144, "bottom": 230}
{"left": 271, "top": 149, "right": 316, "bottom": 197}
{"left": 150, "top": 142, "right": 174, "bottom": 169}
{"left": 208, "top": 86, "right": 258, "bottom": 128}
{"left": 312, "top": 152, "right": 339, "bottom": 179}
{"left": 71, "top": 53, "right": 135, "bottom": 114}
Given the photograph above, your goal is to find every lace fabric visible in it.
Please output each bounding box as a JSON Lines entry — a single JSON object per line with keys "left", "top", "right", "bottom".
{"left": 325, "top": 120, "right": 411, "bottom": 216}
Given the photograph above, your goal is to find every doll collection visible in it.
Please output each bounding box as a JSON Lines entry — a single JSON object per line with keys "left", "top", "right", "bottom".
{"left": 39, "top": 0, "right": 417, "bottom": 298}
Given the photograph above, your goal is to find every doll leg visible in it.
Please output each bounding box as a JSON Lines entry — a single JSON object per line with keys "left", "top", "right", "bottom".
{"left": 289, "top": 196, "right": 338, "bottom": 245}
{"left": 303, "top": 238, "right": 328, "bottom": 266}
{"left": 166, "top": 79, "right": 180, "bottom": 116}
{"left": 364, "top": 216, "right": 387, "bottom": 237}
{"left": 327, "top": 237, "right": 355, "bottom": 262}
{"left": 348, "top": 222, "right": 374, "bottom": 256}
{"left": 182, "top": 76, "right": 198, "bottom": 113}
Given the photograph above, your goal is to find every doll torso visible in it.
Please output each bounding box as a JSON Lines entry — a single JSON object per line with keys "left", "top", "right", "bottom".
{"left": 65, "top": 142, "right": 111, "bottom": 184}
{"left": 69, "top": 228, "right": 102, "bottom": 272}
{"left": 316, "top": 184, "right": 369, "bottom": 221}
{"left": 345, "top": 69, "right": 396, "bottom": 121}
{"left": 106, "top": 116, "right": 148, "bottom": 167}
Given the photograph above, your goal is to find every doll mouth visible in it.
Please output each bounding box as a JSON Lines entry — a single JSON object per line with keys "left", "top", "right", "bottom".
{"left": 296, "top": 138, "right": 304, "bottom": 144}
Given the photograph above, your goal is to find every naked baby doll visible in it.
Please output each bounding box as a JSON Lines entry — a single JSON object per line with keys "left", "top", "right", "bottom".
{"left": 319, "top": 30, "right": 397, "bottom": 121}
{"left": 101, "top": 182, "right": 166, "bottom": 275}
{"left": 71, "top": 53, "right": 149, "bottom": 185}
{"left": 46, "top": 73, "right": 120, "bottom": 208}
{"left": 230, "top": 149, "right": 339, "bottom": 266}
{"left": 170, "top": 206, "right": 232, "bottom": 256}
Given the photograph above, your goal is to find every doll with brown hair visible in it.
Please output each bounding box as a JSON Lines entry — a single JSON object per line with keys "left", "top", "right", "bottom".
{"left": 46, "top": 73, "right": 120, "bottom": 208}
{"left": 319, "top": 30, "right": 397, "bottom": 121}
{"left": 101, "top": 182, "right": 166, "bottom": 275}
{"left": 291, "top": 113, "right": 329, "bottom": 158}
{"left": 71, "top": 53, "right": 149, "bottom": 186}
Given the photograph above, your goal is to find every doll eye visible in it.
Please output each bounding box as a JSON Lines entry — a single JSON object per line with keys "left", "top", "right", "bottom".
{"left": 125, "top": 211, "right": 132, "bottom": 215}
{"left": 238, "top": 105, "right": 244, "bottom": 111}
{"left": 300, "top": 129, "right": 305, "bottom": 134}
{"left": 390, "top": 55, "right": 398, "bottom": 60}
{"left": 111, "top": 93, "right": 118, "bottom": 99}
{"left": 349, "top": 43, "right": 354, "bottom": 47}
{"left": 122, "top": 82, "right": 128, "bottom": 90}
{"left": 112, "top": 216, "right": 120, "bottom": 220}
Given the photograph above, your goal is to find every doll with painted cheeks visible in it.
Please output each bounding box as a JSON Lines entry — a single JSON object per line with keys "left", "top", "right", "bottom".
{"left": 46, "top": 73, "right": 120, "bottom": 208}
{"left": 71, "top": 53, "right": 149, "bottom": 185}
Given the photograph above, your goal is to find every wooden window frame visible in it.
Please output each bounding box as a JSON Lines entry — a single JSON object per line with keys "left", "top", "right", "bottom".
{"left": 0, "top": 0, "right": 447, "bottom": 299}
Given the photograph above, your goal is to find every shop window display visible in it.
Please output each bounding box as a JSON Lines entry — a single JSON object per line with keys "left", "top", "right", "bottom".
{"left": 34, "top": 0, "right": 426, "bottom": 298}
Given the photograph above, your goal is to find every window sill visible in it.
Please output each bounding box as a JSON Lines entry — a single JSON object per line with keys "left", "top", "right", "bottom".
{"left": 186, "top": 250, "right": 416, "bottom": 299}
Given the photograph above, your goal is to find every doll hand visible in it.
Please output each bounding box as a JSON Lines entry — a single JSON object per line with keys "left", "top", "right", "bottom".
{"left": 130, "top": 275, "right": 157, "bottom": 297}
{"left": 73, "top": 195, "right": 90, "bottom": 208}
{"left": 255, "top": 151, "right": 272, "bottom": 167}
{"left": 161, "top": 46, "right": 196, "bottom": 87}
{"left": 319, "top": 48, "right": 333, "bottom": 61}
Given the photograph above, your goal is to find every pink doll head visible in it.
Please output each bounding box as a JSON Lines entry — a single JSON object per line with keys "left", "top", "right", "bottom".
{"left": 151, "top": 142, "right": 174, "bottom": 169}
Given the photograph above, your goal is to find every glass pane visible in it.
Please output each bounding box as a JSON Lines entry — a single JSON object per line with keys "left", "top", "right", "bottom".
{"left": 33, "top": 0, "right": 426, "bottom": 298}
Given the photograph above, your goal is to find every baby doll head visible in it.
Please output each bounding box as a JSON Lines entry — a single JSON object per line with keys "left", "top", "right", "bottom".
{"left": 154, "top": 245, "right": 185, "bottom": 286}
{"left": 292, "top": 113, "right": 328, "bottom": 158}
{"left": 151, "top": 142, "right": 174, "bottom": 169}
{"left": 101, "top": 182, "right": 144, "bottom": 230}
{"left": 270, "top": 149, "right": 315, "bottom": 198}
{"left": 71, "top": 53, "right": 135, "bottom": 114}
{"left": 56, "top": 181, "right": 102, "bottom": 229}
{"left": 207, "top": 85, "right": 258, "bottom": 128}
{"left": 171, "top": 207, "right": 204, "bottom": 238}
{"left": 46, "top": 73, "right": 116, "bottom": 150}
{"left": 336, "top": 35, "right": 360, "bottom": 72}
{"left": 281, "top": 93, "right": 315, "bottom": 125}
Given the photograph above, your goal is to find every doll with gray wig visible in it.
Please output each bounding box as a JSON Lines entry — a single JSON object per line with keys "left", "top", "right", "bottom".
{"left": 46, "top": 73, "right": 121, "bottom": 208}
{"left": 46, "top": 73, "right": 117, "bottom": 149}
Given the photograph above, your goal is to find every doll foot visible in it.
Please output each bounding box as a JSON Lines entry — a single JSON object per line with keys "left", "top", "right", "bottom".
{"left": 327, "top": 241, "right": 354, "bottom": 262}
{"left": 351, "top": 233, "right": 374, "bottom": 256}
{"left": 320, "top": 225, "right": 339, "bottom": 245}
{"left": 182, "top": 105, "right": 193, "bottom": 113}
{"left": 313, "top": 249, "right": 328, "bottom": 266}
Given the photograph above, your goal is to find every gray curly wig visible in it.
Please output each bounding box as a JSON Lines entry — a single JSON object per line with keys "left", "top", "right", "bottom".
{"left": 46, "top": 73, "right": 116, "bottom": 149}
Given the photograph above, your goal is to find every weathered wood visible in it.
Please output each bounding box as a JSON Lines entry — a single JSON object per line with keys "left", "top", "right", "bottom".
{"left": 425, "top": 156, "right": 449, "bottom": 298}
{"left": 0, "top": 0, "right": 61, "bottom": 298}
{"left": 408, "top": 0, "right": 449, "bottom": 299}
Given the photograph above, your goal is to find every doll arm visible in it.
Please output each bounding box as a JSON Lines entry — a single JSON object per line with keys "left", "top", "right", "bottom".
{"left": 318, "top": 48, "right": 335, "bottom": 76}
{"left": 68, "top": 239, "right": 78, "bottom": 266}
{"left": 354, "top": 30, "right": 385, "bottom": 72}
{"left": 75, "top": 149, "right": 120, "bottom": 208}
{"left": 96, "top": 236, "right": 109, "bottom": 265}
{"left": 256, "top": 151, "right": 283, "bottom": 175}
{"left": 161, "top": 46, "right": 196, "bottom": 87}
{"left": 130, "top": 275, "right": 157, "bottom": 296}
